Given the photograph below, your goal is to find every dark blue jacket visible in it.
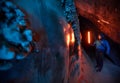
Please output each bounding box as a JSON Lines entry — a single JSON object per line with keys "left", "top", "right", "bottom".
{"left": 94, "top": 39, "right": 110, "bottom": 55}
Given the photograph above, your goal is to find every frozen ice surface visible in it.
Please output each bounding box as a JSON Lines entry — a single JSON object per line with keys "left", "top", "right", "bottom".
{"left": 0, "top": 45, "right": 15, "bottom": 60}
{"left": 23, "top": 29, "right": 32, "bottom": 42}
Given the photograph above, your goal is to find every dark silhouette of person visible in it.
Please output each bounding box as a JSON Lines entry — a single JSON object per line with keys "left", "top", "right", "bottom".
{"left": 93, "top": 33, "right": 110, "bottom": 72}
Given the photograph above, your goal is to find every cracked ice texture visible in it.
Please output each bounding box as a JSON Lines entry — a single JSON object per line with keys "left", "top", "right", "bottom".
{"left": 0, "top": 1, "right": 33, "bottom": 60}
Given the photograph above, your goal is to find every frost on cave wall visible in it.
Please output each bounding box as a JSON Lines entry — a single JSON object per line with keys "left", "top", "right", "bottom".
{"left": 0, "top": 1, "right": 33, "bottom": 60}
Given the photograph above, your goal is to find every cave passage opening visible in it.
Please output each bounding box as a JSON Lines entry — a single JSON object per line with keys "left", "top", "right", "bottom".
{"left": 79, "top": 15, "right": 120, "bottom": 66}
{"left": 79, "top": 15, "right": 98, "bottom": 60}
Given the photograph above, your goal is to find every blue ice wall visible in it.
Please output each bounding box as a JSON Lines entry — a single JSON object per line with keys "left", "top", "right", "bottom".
{"left": 10, "top": 0, "right": 69, "bottom": 83}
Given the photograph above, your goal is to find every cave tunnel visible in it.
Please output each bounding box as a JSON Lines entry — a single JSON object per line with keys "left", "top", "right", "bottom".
{"left": 0, "top": 0, "right": 120, "bottom": 83}
{"left": 79, "top": 15, "right": 99, "bottom": 59}
{"left": 79, "top": 15, "right": 120, "bottom": 66}
{"left": 78, "top": 14, "right": 120, "bottom": 83}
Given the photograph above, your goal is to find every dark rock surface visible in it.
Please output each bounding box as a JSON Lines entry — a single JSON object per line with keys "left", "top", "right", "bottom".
{"left": 75, "top": 0, "right": 120, "bottom": 44}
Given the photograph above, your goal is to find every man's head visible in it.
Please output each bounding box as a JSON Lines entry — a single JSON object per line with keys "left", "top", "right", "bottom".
{"left": 98, "top": 33, "right": 104, "bottom": 40}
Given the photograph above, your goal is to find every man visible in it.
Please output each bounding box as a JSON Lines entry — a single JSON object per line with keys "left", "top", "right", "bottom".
{"left": 94, "top": 33, "right": 110, "bottom": 72}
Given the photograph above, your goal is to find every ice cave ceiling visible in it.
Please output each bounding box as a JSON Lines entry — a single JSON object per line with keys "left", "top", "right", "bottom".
{"left": 75, "top": 0, "right": 120, "bottom": 44}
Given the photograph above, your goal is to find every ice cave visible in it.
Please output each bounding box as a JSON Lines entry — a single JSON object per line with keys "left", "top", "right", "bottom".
{"left": 0, "top": 0, "right": 120, "bottom": 83}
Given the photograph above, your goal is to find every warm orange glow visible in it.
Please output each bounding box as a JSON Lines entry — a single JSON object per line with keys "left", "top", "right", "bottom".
{"left": 101, "top": 19, "right": 110, "bottom": 24}
{"left": 67, "top": 34, "right": 70, "bottom": 46}
{"left": 88, "top": 31, "right": 91, "bottom": 44}
{"left": 64, "top": 24, "right": 70, "bottom": 33}
{"left": 98, "top": 34, "right": 102, "bottom": 40}
{"left": 67, "top": 24, "right": 70, "bottom": 28}
{"left": 71, "top": 32, "right": 75, "bottom": 43}
{"left": 97, "top": 20, "right": 100, "bottom": 23}
{"left": 64, "top": 28, "right": 66, "bottom": 32}
{"left": 78, "top": 45, "right": 81, "bottom": 57}
{"left": 64, "top": 23, "right": 75, "bottom": 47}
{"left": 97, "top": 19, "right": 110, "bottom": 24}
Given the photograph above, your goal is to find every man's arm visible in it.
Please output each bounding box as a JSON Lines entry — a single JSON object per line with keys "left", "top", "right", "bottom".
{"left": 90, "top": 41, "right": 96, "bottom": 46}
{"left": 105, "top": 40, "right": 110, "bottom": 55}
